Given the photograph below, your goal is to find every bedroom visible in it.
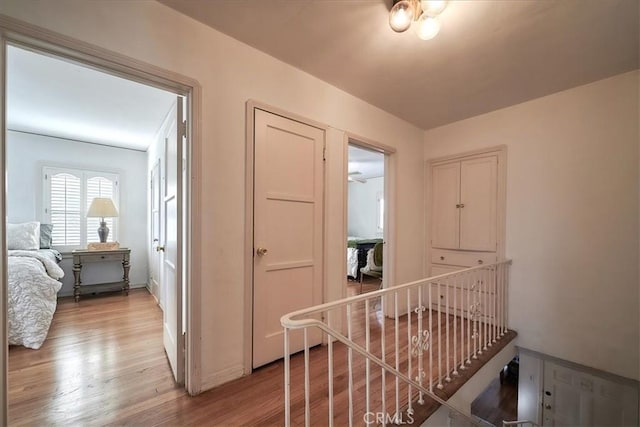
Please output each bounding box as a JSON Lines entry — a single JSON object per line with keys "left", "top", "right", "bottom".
{"left": 346, "top": 143, "right": 386, "bottom": 294}
{"left": 5, "top": 44, "right": 189, "bottom": 416}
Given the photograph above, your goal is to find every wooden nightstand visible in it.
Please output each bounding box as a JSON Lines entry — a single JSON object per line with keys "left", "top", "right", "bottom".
{"left": 72, "top": 248, "right": 131, "bottom": 302}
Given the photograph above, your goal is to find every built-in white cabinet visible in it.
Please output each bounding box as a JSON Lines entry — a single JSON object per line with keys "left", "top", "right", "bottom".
{"left": 431, "top": 154, "right": 498, "bottom": 252}
{"left": 428, "top": 147, "right": 506, "bottom": 317}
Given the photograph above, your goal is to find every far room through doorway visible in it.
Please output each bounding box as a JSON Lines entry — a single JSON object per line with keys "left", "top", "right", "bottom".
{"left": 346, "top": 142, "right": 385, "bottom": 295}
{"left": 5, "top": 43, "right": 189, "bottom": 424}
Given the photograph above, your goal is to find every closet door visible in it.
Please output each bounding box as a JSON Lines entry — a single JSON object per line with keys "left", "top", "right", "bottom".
{"left": 459, "top": 155, "right": 497, "bottom": 251}
{"left": 431, "top": 161, "right": 460, "bottom": 249}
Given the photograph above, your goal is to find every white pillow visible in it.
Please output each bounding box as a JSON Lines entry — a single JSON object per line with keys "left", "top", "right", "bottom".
{"left": 7, "top": 222, "right": 41, "bottom": 250}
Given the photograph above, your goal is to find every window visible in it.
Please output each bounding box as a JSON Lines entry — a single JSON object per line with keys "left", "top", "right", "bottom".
{"left": 376, "top": 191, "right": 384, "bottom": 231}
{"left": 43, "top": 167, "right": 119, "bottom": 251}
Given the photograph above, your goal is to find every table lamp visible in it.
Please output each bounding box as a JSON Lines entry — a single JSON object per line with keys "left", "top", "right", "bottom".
{"left": 87, "top": 198, "right": 119, "bottom": 243}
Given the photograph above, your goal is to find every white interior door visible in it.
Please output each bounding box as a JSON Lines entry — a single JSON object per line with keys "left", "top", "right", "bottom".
{"left": 542, "top": 361, "right": 639, "bottom": 426}
{"left": 150, "top": 160, "right": 162, "bottom": 307}
{"left": 162, "top": 97, "right": 184, "bottom": 384}
{"left": 431, "top": 161, "right": 460, "bottom": 249}
{"left": 253, "top": 109, "right": 324, "bottom": 368}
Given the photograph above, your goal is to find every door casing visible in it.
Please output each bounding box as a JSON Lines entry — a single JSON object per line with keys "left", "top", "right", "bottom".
{"left": 0, "top": 15, "right": 203, "bottom": 414}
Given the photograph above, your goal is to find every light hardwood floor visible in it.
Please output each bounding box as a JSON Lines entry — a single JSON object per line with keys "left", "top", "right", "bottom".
{"left": 9, "top": 287, "right": 515, "bottom": 426}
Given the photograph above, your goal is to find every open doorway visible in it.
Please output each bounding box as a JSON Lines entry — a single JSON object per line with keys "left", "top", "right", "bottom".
{"left": 346, "top": 142, "right": 386, "bottom": 295}
{"left": 4, "top": 43, "right": 191, "bottom": 423}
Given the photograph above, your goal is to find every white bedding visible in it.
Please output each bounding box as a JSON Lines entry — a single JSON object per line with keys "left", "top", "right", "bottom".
{"left": 347, "top": 247, "right": 359, "bottom": 278}
{"left": 8, "top": 250, "right": 63, "bottom": 349}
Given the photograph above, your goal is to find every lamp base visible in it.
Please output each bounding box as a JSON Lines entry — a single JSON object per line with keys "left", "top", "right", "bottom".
{"left": 97, "top": 221, "right": 110, "bottom": 243}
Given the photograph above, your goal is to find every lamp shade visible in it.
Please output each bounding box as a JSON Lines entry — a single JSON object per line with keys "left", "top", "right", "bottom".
{"left": 87, "top": 198, "right": 119, "bottom": 218}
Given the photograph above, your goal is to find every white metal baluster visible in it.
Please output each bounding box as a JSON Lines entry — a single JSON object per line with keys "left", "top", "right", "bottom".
{"left": 497, "top": 266, "right": 501, "bottom": 339}
{"left": 476, "top": 271, "right": 482, "bottom": 355}
{"left": 394, "top": 292, "right": 400, "bottom": 420}
{"left": 483, "top": 268, "right": 488, "bottom": 352}
{"left": 478, "top": 270, "right": 484, "bottom": 355}
{"left": 365, "top": 299, "right": 371, "bottom": 419}
{"left": 381, "top": 296, "right": 386, "bottom": 426}
{"left": 499, "top": 263, "right": 504, "bottom": 337}
{"left": 437, "top": 279, "right": 443, "bottom": 389}
{"left": 417, "top": 285, "right": 424, "bottom": 404}
{"left": 466, "top": 272, "right": 472, "bottom": 365}
{"left": 491, "top": 266, "right": 497, "bottom": 345}
{"left": 503, "top": 263, "right": 508, "bottom": 335}
{"left": 496, "top": 264, "right": 502, "bottom": 340}
{"left": 452, "top": 274, "right": 458, "bottom": 376}
{"left": 284, "top": 328, "right": 291, "bottom": 427}
{"left": 485, "top": 269, "right": 490, "bottom": 348}
{"left": 347, "top": 304, "right": 354, "bottom": 427}
{"left": 428, "top": 281, "right": 433, "bottom": 391}
{"left": 407, "top": 289, "right": 413, "bottom": 416}
{"left": 459, "top": 273, "right": 466, "bottom": 371}
{"left": 471, "top": 271, "right": 480, "bottom": 359}
{"left": 304, "top": 329, "right": 310, "bottom": 427}
{"left": 445, "top": 276, "right": 451, "bottom": 383}
{"left": 328, "top": 312, "right": 334, "bottom": 427}
{"left": 504, "top": 263, "right": 509, "bottom": 333}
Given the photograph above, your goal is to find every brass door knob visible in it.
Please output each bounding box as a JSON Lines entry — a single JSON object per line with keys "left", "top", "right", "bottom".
{"left": 156, "top": 245, "right": 165, "bottom": 252}
{"left": 256, "top": 247, "right": 268, "bottom": 256}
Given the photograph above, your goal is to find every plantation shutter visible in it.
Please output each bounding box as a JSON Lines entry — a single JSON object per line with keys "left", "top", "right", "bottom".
{"left": 86, "top": 176, "right": 116, "bottom": 243}
{"left": 49, "top": 172, "right": 82, "bottom": 246}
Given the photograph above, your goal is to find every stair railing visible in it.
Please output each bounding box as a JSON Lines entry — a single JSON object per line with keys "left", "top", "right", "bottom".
{"left": 281, "top": 260, "right": 512, "bottom": 426}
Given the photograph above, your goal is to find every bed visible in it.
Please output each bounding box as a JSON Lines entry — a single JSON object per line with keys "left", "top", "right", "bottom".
{"left": 7, "top": 222, "right": 64, "bottom": 349}
{"left": 347, "top": 236, "right": 383, "bottom": 280}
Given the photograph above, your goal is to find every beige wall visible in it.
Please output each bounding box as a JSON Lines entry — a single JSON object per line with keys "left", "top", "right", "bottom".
{"left": 0, "top": 1, "right": 425, "bottom": 390}
{"left": 424, "top": 71, "right": 640, "bottom": 380}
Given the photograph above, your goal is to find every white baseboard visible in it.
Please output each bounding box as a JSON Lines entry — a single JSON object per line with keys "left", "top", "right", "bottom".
{"left": 200, "top": 365, "right": 245, "bottom": 392}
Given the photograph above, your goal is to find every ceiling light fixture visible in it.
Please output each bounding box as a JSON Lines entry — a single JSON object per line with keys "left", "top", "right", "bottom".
{"left": 389, "top": 0, "right": 447, "bottom": 40}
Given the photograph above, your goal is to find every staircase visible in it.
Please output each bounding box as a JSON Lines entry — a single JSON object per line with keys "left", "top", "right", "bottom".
{"left": 281, "top": 260, "right": 513, "bottom": 426}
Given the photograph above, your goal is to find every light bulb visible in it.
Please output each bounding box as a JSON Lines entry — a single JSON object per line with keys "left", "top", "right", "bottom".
{"left": 415, "top": 15, "right": 440, "bottom": 40}
{"left": 420, "top": 0, "right": 448, "bottom": 17}
{"left": 389, "top": 0, "right": 414, "bottom": 33}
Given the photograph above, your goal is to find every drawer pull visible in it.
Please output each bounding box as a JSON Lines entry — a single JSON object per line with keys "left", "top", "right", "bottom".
{"left": 101, "top": 256, "right": 105, "bottom": 259}
{"left": 440, "top": 256, "right": 445, "bottom": 260}
{"left": 478, "top": 259, "right": 483, "bottom": 264}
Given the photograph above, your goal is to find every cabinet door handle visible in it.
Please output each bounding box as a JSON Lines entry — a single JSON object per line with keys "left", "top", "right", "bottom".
{"left": 459, "top": 203, "right": 465, "bottom": 208}
{"left": 478, "top": 259, "right": 483, "bottom": 264}
{"left": 440, "top": 256, "right": 445, "bottom": 260}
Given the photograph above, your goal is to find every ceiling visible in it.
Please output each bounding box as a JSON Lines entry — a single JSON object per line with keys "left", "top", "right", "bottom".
{"left": 159, "top": 0, "right": 639, "bottom": 130}
{"left": 7, "top": 45, "right": 176, "bottom": 151}
{"left": 348, "top": 144, "right": 384, "bottom": 180}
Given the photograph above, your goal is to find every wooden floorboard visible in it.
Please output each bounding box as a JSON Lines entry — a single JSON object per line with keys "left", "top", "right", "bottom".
{"left": 9, "top": 286, "right": 516, "bottom": 426}
{"left": 471, "top": 374, "right": 518, "bottom": 426}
